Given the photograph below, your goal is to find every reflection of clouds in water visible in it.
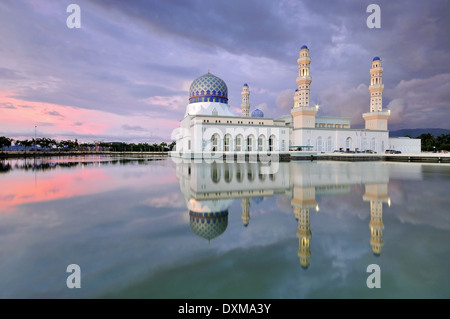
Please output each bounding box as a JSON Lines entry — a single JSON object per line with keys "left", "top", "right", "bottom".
{"left": 389, "top": 178, "right": 450, "bottom": 230}
{"left": 2, "top": 158, "right": 449, "bottom": 298}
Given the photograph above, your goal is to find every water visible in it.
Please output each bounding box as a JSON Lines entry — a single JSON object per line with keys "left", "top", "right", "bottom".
{"left": 0, "top": 155, "right": 449, "bottom": 299}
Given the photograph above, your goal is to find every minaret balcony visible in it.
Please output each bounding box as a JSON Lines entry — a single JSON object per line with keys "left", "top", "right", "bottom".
{"left": 297, "top": 57, "right": 311, "bottom": 64}
{"left": 296, "top": 76, "right": 312, "bottom": 83}
{"left": 370, "top": 67, "right": 383, "bottom": 74}
{"left": 363, "top": 109, "right": 391, "bottom": 118}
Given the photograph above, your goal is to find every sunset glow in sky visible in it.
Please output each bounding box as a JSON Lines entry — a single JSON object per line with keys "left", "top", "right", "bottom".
{"left": 1, "top": 0, "right": 449, "bottom": 143}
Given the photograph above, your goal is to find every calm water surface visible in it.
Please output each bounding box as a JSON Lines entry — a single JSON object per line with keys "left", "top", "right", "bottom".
{"left": 0, "top": 155, "right": 449, "bottom": 299}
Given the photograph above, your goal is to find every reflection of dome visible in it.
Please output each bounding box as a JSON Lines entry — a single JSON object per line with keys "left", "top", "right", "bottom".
{"left": 251, "top": 197, "right": 264, "bottom": 204}
{"left": 189, "top": 210, "right": 228, "bottom": 241}
{"left": 373, "top": 56, "right": 380, "bottom": 61}
{"left": 189, "top": 72, "right": 228, "bottom": 104}
{"left": 251, "top": 109, "right": 264, "bottom": 118}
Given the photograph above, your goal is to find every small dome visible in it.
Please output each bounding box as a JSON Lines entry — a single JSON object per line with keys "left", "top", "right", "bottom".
{"left": 251, "top": 109, "right": 264, "bottom": 118}
{"left": 251, "top": 197, "right": 264, "bottom": 204}
{"left": 295, "top": 88, "right": 299, "bottom": 92}
{"left": 243, "top": 83, "right": 248, "bottom": 87}
{"left": 373, "top": 56, "right": 380, "bottom": 61}
{"left": 189, "top": 72, "right": 228, "bottom": 104}
{"left": 301, "top": 45, "right": 308, "bottom": 50}
{"left": 189, "top": 210, "right": 228, "bottom": 241}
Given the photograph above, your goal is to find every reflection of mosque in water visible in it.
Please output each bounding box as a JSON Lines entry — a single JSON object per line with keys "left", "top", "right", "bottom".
{"left": 176, "top": 160, "right": 394, "bottom": 268}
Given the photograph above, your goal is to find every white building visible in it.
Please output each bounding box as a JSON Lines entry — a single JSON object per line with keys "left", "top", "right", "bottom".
{"left": 171, "top": 46, "right": 421, "bottom": 159}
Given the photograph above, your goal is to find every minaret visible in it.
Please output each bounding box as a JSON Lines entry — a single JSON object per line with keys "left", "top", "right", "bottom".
{"left": 363, "top": 57, "right": 390, "bottom": 131}
{"left": 363, "top": 184, "right": 390, "bottom": 256}
{"left": 369, "top": 57, "right": 383, "bottom": 112}
{"left": 241, "top": 198, "right": 250, "bottom": 227}
{"left": 294, "top": 45, "right": 311, "bottom": 108}
{"left": 241, "top": 83, "right": 250, "bottom": 117}
{"left": 291, "top": 45, "right": 318, "bottom": 129}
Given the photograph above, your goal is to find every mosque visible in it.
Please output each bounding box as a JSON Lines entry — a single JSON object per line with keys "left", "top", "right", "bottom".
{"left": 171, "top": 45, "right": 420, "bottom": 158}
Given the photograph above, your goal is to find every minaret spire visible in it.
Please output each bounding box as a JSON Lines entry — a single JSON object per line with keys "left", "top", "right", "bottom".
{"left": 241, "top": 83, "right": 250, "bottom": 117}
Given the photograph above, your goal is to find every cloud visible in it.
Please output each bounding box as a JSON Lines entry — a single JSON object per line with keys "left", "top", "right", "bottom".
{"left": 0, "top": 103, "right": 16, "bottom": 109}
{"left": 276, "top": 89, "right": 293, "bottom": 112}
{"left": 318, "top": 83, "right": 368, "bottom": 127}
{"left": 122, "top": 124, "right": 147, "bottom": 132}
{"left": 385, "top": 73, "right": 450, "bottom": 129}
{"left": 47, "top": 110, "right": 64, "bottom": 117}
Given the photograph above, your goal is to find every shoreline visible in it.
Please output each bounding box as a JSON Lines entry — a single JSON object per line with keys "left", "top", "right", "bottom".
{"left": 0, "top": 151, "right": 169, "bottom": 159}
{"left": 1, "top": 150, "right": 449, "bottom": 164}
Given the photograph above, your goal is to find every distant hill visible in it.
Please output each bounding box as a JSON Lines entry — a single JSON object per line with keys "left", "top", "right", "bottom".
{"left": 389, "top": 128, "right": 450, "bottom": 138}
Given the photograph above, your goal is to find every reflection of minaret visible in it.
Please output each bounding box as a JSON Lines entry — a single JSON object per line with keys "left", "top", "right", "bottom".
{"left": 291, "top": 186, "right": 317, "bottom": 269}
{"left": 295, "top": 207, "right": 312, "bottom": 269}
{"left": 363, "top": 184, "right": 390, "bottom": 256}
{"left": 241, "top": 198, "right": 250, "bottom": 227}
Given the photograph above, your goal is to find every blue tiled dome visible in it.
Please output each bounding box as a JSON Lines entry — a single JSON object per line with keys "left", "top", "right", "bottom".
{"left": 373, "top": 56, "right": 380, "bottom": 61}
{"left": 189, "top": 210, "right": 228, "bottom": 241}
{"left": 189, "top": 72, "right": 228, "bottom": 104}
{"left": 243, "top": 83, "right": 248, "bottom": 87}
{"left": 251, "top": 108, "right": 264, "bottom": 118}
{"left": 301, "top": 45, "right": 308, "bottom": 50}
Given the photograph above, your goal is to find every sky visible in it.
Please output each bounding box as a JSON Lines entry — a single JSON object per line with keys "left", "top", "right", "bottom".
{"left": 0, "top": 0, "right": 449, "bottom": 143}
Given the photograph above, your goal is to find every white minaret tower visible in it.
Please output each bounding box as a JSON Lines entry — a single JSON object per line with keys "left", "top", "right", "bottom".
{"left": 363, "top": 57, "right": 390, "bottom": 131}
{"left": 294, "top": 45, "right": 312, "bottom": 108}
{"left": 291, "top": 45, "right": 318, "bottom": 129}
{"left": 241, "top": 83, "right": 250, "bottom": 117}
{"left": 369, "top": 57, "right": 383, "bottom": 112}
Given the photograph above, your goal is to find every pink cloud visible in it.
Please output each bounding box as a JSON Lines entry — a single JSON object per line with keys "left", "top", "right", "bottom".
{"left": 0, "top": 91, "right": 180, "bottom": 142}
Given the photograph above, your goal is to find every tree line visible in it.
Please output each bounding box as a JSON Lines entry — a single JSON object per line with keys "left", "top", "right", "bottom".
{"left": 0, "top": 136, "right": 175, "bottom": 152}
{"left": 415, "top": 133, "right": 450, "bottom": 152}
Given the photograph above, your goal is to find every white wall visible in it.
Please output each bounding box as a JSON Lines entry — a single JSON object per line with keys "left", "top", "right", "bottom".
{"left": 388, "top": 137, "right": 421, "bottom": 154}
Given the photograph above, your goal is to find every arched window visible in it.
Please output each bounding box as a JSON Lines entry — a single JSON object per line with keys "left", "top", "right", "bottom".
{"left": 211, "top": 134, "right": 220, "bottom": 152}
{"left": 362, "top": 137, "right": 368, "bottom": 151}
{"left": 247, "top": 135, "right": 255, "bottom": 152}
{"left": 371, "top": 138, "right": 376, "bottom": 152}
{"left": 212, "top": 108, "right": 218, "bottom": 116}
{"left": 211, "top": 163, "right": 220, "bottom": 183}
{"left": 224, "top": 134, "right": 232, "bottom": 152}
{"left": 317, "top": 136, "right": 323, "bottom": 152}
{"left": 258, "top": 135, "right": 266, "bottom": 152}
{"left": 327, "top": 136, "right": 333, "bottom": 152}
{"left": 269, "top": 135, "right": 276, "bottom": 151}
{"left": 236, "top": 164, "right": 243, "bottom": 183}
{"left": 235, "top": 134, "right": 243, "bottom": 152}
{"left": 224, "top": 164, "right": 232, "bottom": 183}
{"left": 247, "top": 163, "right": 255, "bottom": 182}
{"left": 346, "top": 137, "right": 352, "bottom": 150}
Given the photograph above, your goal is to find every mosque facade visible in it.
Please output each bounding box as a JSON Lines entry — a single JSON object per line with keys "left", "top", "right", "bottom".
{"left": 171, "top": 45, "right": 421, "bottom": 158}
